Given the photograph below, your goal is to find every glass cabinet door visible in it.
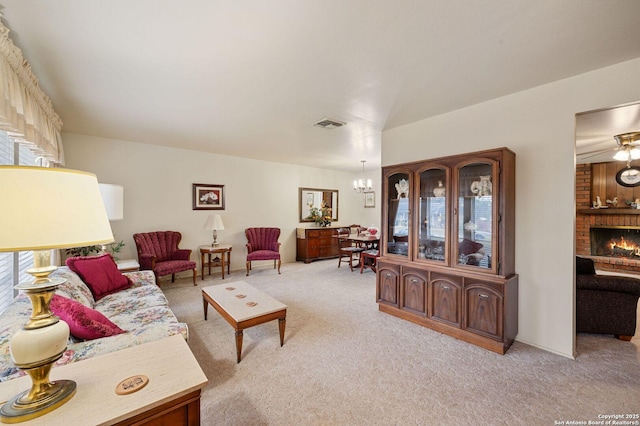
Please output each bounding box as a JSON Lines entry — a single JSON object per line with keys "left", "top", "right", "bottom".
{"left": 386, "top": 172, "right": 410, "bottom": 257}
{"left": 417, "top": 168, "right": 447, "bottom": 263}
{"left": 456, "top": 162, "right": 494, "bottom": 270}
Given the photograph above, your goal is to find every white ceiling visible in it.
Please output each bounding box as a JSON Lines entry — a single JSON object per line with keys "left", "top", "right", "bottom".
{"left": 575, "top": 102, "right": 640, "bottom": 164}
{"left": 2, "top": 1, "right": 640, "bottom": 172}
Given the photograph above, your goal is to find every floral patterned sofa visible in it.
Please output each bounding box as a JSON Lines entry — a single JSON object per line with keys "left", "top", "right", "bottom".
{"left": 0, "top": 266, "right": 188, "bottom": 383}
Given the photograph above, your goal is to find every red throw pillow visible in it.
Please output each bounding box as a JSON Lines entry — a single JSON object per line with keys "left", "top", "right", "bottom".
{"left": 50, "top": 294, "right": 126, "bottom": 340}
{"left": 66, "top": 253, "right": 131, "bottom": 301}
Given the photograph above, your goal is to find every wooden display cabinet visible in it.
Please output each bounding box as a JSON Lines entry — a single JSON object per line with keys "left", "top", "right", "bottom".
{"left": 376, "top": 147, "right": 518, "bottom": 354}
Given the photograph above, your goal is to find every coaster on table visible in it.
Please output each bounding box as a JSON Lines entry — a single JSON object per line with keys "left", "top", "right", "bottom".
{"left": 115, "top": 375, "right": 149, "bottom": 395}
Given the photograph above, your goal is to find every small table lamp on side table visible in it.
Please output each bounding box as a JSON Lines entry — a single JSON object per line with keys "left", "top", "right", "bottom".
{"left": 203, "top": 214, "right": 225, "bottom": 247}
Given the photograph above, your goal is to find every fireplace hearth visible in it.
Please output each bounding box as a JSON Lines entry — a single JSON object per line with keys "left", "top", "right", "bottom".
{"left": 590, "top": 226, "right": 640, "bottom": 258}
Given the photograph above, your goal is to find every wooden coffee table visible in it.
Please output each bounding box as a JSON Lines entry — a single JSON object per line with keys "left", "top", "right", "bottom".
{"left": 202, "top": 281, "right": 287, "bottom": 363}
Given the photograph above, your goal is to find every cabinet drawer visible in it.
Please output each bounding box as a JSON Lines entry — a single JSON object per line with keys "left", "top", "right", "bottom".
{"left": 318, "top": 237, "right": 333, "bottom": 246}
{"left": 319, "top": 247, "right": 334, "bottom": 257}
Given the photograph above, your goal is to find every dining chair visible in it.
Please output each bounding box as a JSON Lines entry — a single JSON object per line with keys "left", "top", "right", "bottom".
{"left": 337, "top": 227, "right": 365, "bottom": 271}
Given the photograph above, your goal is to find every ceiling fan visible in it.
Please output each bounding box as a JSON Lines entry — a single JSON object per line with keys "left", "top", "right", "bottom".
{"left": 578, "top": 131, "right": 640, "bottom": 164}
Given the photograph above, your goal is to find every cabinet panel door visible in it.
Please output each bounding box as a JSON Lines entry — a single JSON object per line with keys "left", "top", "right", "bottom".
{"left": 401, "top": 270, "right": 427, "bottom": 316}
{"left": 417, "top": 166, "right": 450, "bottom": 265}
{"left": 454, "top": 159, "right": 497, "bottom": 273}
{"left": 464, "top": 283, "right": 503, "bottom": 340}
{"left": 430, "top": 273, "right": 461, "bottom": 327}
{"left": 384, "top": 170, "right": 412, "bottom": 259}
{"left": 307, "top": 238, "right": 319, "bottom": 257}
{"left": 377, "top": 262, "right": 400, "bottom": 306}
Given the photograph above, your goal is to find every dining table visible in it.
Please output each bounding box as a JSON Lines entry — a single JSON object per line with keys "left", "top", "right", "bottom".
{"left": 347, "top": 234, "right": 380, "bottom": 249}
{"left": 347, "top": 234, "right": 381, "bottom": 272}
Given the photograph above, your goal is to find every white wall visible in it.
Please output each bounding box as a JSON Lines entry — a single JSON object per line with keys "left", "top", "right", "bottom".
{"left": 383, "top": 58, "right": 640, "bottom": 358}
{"left": 62, "top": 134, "right": 381, "bottom": 274}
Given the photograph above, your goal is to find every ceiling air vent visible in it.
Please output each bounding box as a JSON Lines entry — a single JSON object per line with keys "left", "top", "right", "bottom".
{"left": 313, "top": 118, "right": 346, "bottom": 129}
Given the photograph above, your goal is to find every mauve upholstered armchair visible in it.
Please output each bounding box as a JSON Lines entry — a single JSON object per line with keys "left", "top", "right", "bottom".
{"left": 576, "top": 256, "right": 640, "bottom": 340}
{"left": 245, "top": 227, "right": 281, "bottom": 276}
{"left": 133, "top": 231, "right": 197, "bottom": 286}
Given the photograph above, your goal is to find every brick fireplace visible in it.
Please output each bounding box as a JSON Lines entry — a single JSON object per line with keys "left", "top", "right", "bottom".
{"left": 576, "top": 163, "right": 640, "bottom": 273}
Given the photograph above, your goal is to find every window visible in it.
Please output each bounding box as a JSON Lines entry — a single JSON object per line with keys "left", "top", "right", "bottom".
{"left": 0, "top": 131, "right": 37, "bottom": 313}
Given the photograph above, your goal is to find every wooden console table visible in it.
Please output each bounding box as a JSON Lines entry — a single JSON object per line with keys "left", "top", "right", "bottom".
{"left": 0, "top": 335, "right": 207, "bottom": 425}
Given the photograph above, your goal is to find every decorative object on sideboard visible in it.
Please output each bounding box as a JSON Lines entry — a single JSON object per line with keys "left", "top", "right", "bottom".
{"left": 470, "top": 175, "right": 492, "bottom": 196}
{"left": 593, "top": 196, "right": 603, "bottom": 209}
{"left": 433, "top": 180, "right": 445, "bottom": 197}
{"left": 193, "top": 183, "right": 225, "bottom": 210}
{"left": 308, "top": 203, "right": 332, "bottom": 227}
{"left": 395, "top": 178, "right": 409, "bottom": 198}
{"left": 353, "top": 160, "right": 373, "bottom": 193}
{"left": 0, "top": 166, "right": 114, "bottom": 423}
{"left": 605, "top": 196, "right": 618, "bottom": 207}
{"left": 204, "top": 214, "right": 225, "bottom": 247}
{"left": 366, "top": 225, "right": 380, "bottom": 236}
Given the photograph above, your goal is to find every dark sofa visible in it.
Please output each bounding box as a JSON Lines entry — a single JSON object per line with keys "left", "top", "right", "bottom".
{"left": 576, "top": 256, "right": 640, "bottom": 340}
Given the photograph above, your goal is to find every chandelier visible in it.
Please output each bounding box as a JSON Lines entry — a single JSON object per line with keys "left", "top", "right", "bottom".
{"left": 353, "top": 160, "right": 373, "bottom": 193}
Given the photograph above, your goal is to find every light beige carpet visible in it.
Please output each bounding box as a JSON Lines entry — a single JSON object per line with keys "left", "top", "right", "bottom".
{"left": 161, "top": 260, "right": 640, "bottom": 426}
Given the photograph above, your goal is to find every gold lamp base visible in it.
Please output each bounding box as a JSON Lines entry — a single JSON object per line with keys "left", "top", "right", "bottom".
{"left": 0, "top": 377, "right": 76, "bottom": 423}
{"left": 1, "top": 262, "right": 76, "bottom": 424}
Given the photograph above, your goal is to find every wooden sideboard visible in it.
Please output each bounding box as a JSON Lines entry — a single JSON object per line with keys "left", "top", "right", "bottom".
{"left": 296, "top": 227, "right": 340, "bottom": 263}
{"left": 0, "top": 335, "right": 207, "bottom": 425}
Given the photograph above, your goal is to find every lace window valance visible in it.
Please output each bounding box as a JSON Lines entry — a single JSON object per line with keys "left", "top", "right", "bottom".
{"left": 0, "top": 17, "right": 64, "bottom": 164}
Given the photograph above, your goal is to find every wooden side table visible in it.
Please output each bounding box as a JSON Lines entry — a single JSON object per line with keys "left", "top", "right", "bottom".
{"left": 200, "top": 245, "right": 232, "bottom": 280}
{"left": 0, "top": 335, "right": 207, "bottom": 425}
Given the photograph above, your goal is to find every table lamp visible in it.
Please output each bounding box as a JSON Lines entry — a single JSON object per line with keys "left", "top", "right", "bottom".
{"left": 203, "top": 214, "right": 225, "bottom": 246}
{"left": 99, "top": 183, "right": 124, "bottom": 221}
{"left": 0, "top": 166, "right": 114, "bottom": 423}
{"left": 98, "top": 183, "right": 124, "bottom": 253}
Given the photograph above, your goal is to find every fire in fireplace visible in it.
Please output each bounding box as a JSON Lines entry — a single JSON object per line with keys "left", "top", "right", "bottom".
{"left": 590, "top": 226, "right": 640, "bottom": 258}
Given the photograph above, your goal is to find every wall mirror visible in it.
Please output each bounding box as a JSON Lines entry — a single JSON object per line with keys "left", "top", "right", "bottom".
{"left": 299, "top": 188, "right": 339, "bottom": 222}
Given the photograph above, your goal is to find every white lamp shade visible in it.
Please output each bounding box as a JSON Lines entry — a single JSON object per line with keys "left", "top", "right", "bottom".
{"left": 613, "top": 150, "right": 630, "bottom": 161}
{"left": 99, "top": 184, "right": 124, "bottom": 221}
{"left": 0, "top": 166, "right": 114, "bottom": 252}
{"left": 203, "top": 214, "right": 225, "bottom": 230}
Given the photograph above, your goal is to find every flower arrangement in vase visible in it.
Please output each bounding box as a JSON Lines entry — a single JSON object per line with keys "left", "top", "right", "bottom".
{"left": 307, "top": 202, "right": 332, "bottom": 227}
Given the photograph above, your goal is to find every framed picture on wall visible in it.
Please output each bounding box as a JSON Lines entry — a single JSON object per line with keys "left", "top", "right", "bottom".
{"left": 364, "top": 191, "right": 375, "bottom": 208}
{"left": 193, "top": 183, "right": 225, "bottom": 210}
